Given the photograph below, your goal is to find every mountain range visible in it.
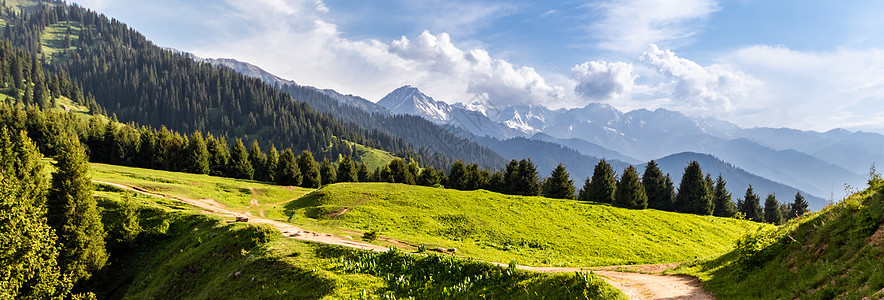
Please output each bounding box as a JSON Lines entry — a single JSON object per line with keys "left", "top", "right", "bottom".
{"left": 194, "top": 55, "right": 877, "bottom": 210}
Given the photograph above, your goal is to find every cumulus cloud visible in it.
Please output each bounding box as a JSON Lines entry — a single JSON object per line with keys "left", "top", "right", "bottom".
{"left": 641, "top": 44, "right": 762, "bottom": 114}
{"left": 571, "top": 60, "right": 637, "bottom": 101}
{"left": 723, "top": 45, "right": 884, "bottom": 131}
{"left": 591, "top": 0, "right": 719, "bottom": 52}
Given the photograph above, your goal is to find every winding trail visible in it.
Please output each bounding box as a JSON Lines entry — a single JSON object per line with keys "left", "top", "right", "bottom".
{"left": 94, "top": 180, "right": 714, "bottom": 299}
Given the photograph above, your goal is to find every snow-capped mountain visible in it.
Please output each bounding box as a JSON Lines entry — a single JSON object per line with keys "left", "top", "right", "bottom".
{"left": 377, "top": 86, "right": 453, "bottom": 122}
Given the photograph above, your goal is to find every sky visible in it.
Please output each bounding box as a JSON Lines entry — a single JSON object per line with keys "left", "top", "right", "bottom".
{"left": 73, "top": 0, "right": 884, "bottom": 133}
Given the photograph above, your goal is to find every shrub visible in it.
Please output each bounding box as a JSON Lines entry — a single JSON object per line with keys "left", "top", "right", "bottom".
{"left": 362, "top": 230, "right": 378, "bottom": 242}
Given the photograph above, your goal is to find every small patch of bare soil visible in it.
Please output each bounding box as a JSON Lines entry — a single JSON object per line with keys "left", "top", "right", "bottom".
{"left": 327, "top": 193, "right": 368, "bottom": 218}
{"left": 869, "top": 223, "right": 884, "bottom": 247}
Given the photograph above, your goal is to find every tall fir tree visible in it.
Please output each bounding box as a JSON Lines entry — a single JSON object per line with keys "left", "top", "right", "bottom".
{"left": 417, "top": 166, "right": 441, "bottom": 186}
{"left": 642, "top": 160, "right": 670, "bottom": 210}
{"left": 265, "top": 145, "right": 279, "bottom": 183}
{"left": 789, "top": 191, "right": 809, "bottom": 219}
{"left": 297, "top": 150, "right": 321, "bottom": 188}
{"left": 587, "top": 159, "right": 617, "bottom": 203}
{"left": 228, "top": 138, "right": 254, "bottom": 180}
{"left": 46, "top": 135, "right": 108, "bottom": 283}
{"left": 764, "top": 193, "right": 783, "bottom": 225}
{"left": 663, "top": 174, "right": 677, "bottom": 211}
{"left": 0, "top": 128, "right": 69, "bottom": 298}
{"left": 183, "top": 131, "right": 210, "bottom": 174}
{"left": 275, "top": 148, "right": 301, "bottom": 186}
{"left": 578, "top": 177, "right": 591, "bottom": 201}
{"left": 541, "top": 163, "right": 576, "bottom": 199}
{"left": 448, "top": 160, "right": 468, "bottom": 190}
{"left": 515, "top": 159, "right": 541, "bottom": 196}
{"left": 388, "top": 158, "right": 413, "bottom": 185}
{"left": 205, "top": 134, "right": 230, "bottom": 177}
{"left": 336, "top": 156, "right": 358, "bottom": 183}
{"left": 712, "top": 175, "right": 737, "bottom": 217}
{"left": 357, "top": 162, "right": 369, "bottom": 182}
{"left": 675, "top": 161, "right": 713, "bottom": 215}
{"left": 741, "top": 185, "right": 764, "bottom": 222}
{"left": 614, "top": 165, "right": 648, "bottom": 209}
{"left": 320, "top": 158, "right": 337, "bottom": 186}
{"left": 247, "top": 140, "right": 267, "bottom": 181}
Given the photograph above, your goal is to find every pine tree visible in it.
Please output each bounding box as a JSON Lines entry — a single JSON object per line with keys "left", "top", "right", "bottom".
{"left": 764, "top": 193, "right": 782, "bottom": 225}
{"left": 46, "top": 135, "right": 108, "bottom": 283}
{"left": 515, "top": 159, "right": 541, "bottom": 196}
{"left": 789, "top": 191, "right": 809, "bottom": 219}
{"left": 297, "top": 150, "right": 321, "bottom": 188}
{"left": 448, "top": 160, "right": 467, "bottom": 190}
{"left": 357, "top": 162, "right": 369, "bottom": 182}
{"left": 587, "top": 159, "right": 617, "bottom": 203}
{"left": 320, "top": 158, "right": 337, "bottom": 186}
{"left": 488, "top": 170, "right": 505, "bottom": 192}
{"left": 614, "top": 165, "right": 648, "bottom": 209}
{"left": 183, "top": 131, "right": 209, "bottom": 174}
{"left": 228, "top": 138, "right": 254, "bottom": 180}
{"left": 712, "top": 175, "right": 736, "bottom": 217}
{"left": 265, "top": 145, "right": 279, "bottom": 183}
{"left": 336, "top": 156, "right": 357, "bottom": 182}
{"left": 542, "top": 163, "right": 576, "bottom": 199}
{"left": 675, "top": 161, "right": 713, "bottom": 215}
{"left": 642, "top": 160, "right": 670, "bottom": 210}
{"left": 663, "top": 174, "right": 676, "bottom": 210}
{"left": 248, "top": 140, "right": 267, "bottom": 181}
{"left": 578, "top": 177, "right": 591, "bottom": 201}
{"left": 417, "top": 166, "right": 441, "bottom": 186}
{"left": 206, "top": 134, "right": 230, "bottom": 177}
{"left": 741, "top": 185, "right": 764, "bottom": 222}
{"left": 0, "top": 128, "right": 69, "bottom": 298}
{"left": 275, "top": 148, "right": 301, "bottom": 186}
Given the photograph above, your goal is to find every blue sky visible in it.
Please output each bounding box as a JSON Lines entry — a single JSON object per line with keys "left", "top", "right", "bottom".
{"left": 74, "top": 0, "right": 884, "bottom": 133}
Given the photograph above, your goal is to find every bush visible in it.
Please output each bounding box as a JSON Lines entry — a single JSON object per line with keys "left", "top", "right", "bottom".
{"left": 362, "top": 230, "right": 378, "bottom": 242}
{"left": 733, "top": 227, "right": 778, "bottom": 273}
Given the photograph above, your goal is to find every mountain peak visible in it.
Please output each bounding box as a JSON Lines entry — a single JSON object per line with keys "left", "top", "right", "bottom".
{"left": 377, "top": 85, "right": 452, "bottom": 123}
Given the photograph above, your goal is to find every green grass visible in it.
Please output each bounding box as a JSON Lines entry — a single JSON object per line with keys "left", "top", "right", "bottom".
{"left": 349, "top": 141, "right": 396, "bottom": 170}
{"left": 671, "top": 180, "right": 884, "bottom": 299}
{"left": 89, "top": 182, "right": 624, "bottom": 299}
{"left": 40, "top": 21, "right": 82, "bottom": 64}
{"left": 284, "top": 183, "right": 766, "bottom": 267}
{"left": 91, "top": 163, "right": 313, "bottom": 221}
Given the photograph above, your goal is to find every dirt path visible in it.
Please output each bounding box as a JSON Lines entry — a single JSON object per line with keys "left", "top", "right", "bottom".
{"left": 94, "top": 180, "right": 713, "bottom": 299}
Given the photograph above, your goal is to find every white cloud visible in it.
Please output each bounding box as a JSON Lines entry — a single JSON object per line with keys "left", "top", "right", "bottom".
{"left": 641, "top": 44, "right": 762, "bottom": 115}
{"left": 724, "top": 45, "right": 884, "bottom": 131}
{"left": 571, "top": 60, "right": 637, "bottom": 101}
{"left": 591, "top": 0, "right": 719, "bottom": 52}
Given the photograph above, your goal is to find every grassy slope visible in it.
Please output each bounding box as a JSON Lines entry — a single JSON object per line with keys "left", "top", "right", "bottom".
{"left": 349, "top": 141, "right": 396, "bottom": 171}
{"left": 672, "top": 181, "right": 884, "bottom": 299}
{"left": 284, "top": 183, "right": 766, "bottom": 267}
{"left": 90, "top": 178, "right": 623, "bottom": 299}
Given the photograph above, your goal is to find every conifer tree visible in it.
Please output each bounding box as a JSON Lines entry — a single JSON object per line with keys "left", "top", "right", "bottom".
{"left": 542, "top": 163, "right": 576, "bottom": 199}
{"left": 297, "top": 150, "right": 321, "bottom": 188}
{"left": 275, "top": 148, "right": 301, "bottom": 186}
{"left": 642, "top": 160, "right": 669, "bottom": 210}
{"left": 578, "top": 177, "right": 591, "bottom": 201}
{"left": 789, "top": 191, "right": 809, "bottom": 219}
{"left": 388, "top": 158, "right": 413, "bottom": 184}
{"left": 408, "top": 161, "right": 421, "bottom": 185}
{"left": 587, "top": 159, "right": 617, "bottom": 203}
{"left": 417, "top": 166, "right": 440, "bottom": 186}
{"left": 712, "top": 175, "right": 737, "bottom": 217}
{"left": 265, "top": 145, "right": 279, "bottom": 183}
{"left": 337, "top": 156, "right": 357, "bottom": 182}
{"left": 764, "top": 193, "right": 782, "bottom": 225}
{"left": 228, "top": 138, "right": 254, "bottom": 180}
{"left": 46, "top": 135, "right": 107, "bottom": 283}
{"left": 741, "top": 185, "right": 764, "bottom": 222}
{"left": 513, "top": 159, "right": 541, "bottom": 196}
{"left": 0, "top": 128, "right": 69, "bottom": 298}
{"left": 448, "top": 160, "right": 468, "bottom": 190}
{"left": 502, "top": 159, "right": 519, "bottom": 193}
{"left": 675, "top": 161, "right": 713, "bottom": 215}
{"left": 663, "top": 174, "right": 676, "bottom": 210}
{"left": 488, "top": 170, "right": 505, "bottom": 192}
{"left": 183, "top": 131, "right": 209, "bottom": 174}
{"left": 357, "top": 162, "right": 369, "bottom": 182}
{"left": 248, "top": 140, "right": 267, "bottom": 181}
{"left": 206, "top": 134, "right": 230, "bottom": 177}
{"left": 614, "top": 165, "right": 648, "bottom": 209}
{"left": 320, "top": 158, "right": 337, "bottom": 185}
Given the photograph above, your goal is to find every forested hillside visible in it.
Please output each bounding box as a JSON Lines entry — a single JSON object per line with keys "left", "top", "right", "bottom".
{"left": 0, "top": 2, "right": 467, "bottom": 168}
